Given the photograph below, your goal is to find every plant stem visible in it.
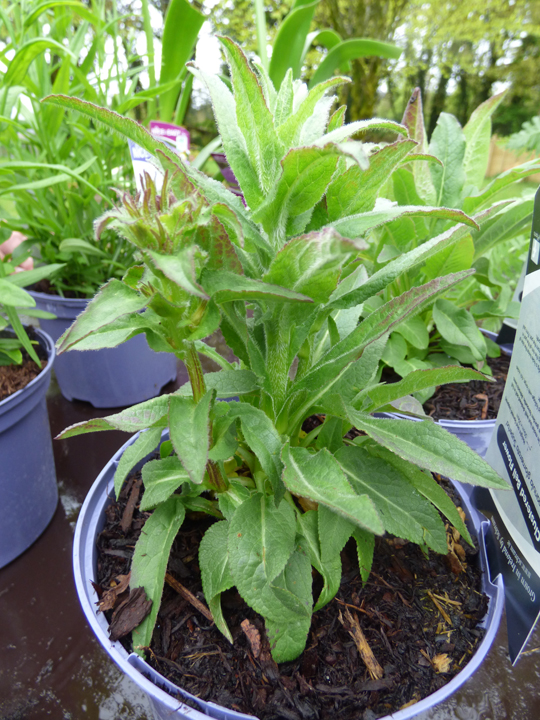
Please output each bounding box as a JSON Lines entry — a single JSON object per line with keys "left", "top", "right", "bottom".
{"left": 184, "top": 341, "right": 228, "bottom": 493}
{"left": 185, "top": 341, "right": 206, "bottom": 403}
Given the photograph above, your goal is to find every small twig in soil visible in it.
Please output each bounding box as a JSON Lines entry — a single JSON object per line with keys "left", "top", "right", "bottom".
{"left": 120, "top": 476, "right": 142, "bottom": 533}
{"left": 165, "top": 573, "right": 213, "bottom": 622}
{"left": 427, "top": 591, "right": 452, "bottom": 625}
{"left": 338, "top": 608, "right": 383, "bottom": 680}
{"left": 474, "top": 393, "right": 489, "bottom": 420}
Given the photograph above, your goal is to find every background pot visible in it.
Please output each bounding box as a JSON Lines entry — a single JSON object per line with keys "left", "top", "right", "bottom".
{"left": 73, "top": 431, "right": 504, "bottom": 720}
{"left": 380, "top": 330, "right": 513, "bottom": 458}
{"left": 0, "top": 328, "right": 57, "bottom": 568}
{"left": 29, "top": 290, "right": 177, "bottom": 408}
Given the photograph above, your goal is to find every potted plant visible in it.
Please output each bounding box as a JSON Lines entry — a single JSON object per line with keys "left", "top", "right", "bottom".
{"left": 211, "top": 0, "right": 403, "bottom": 187}
{"left": 51, "top": 38, "right": 509, "bottom": 717}
{"left": 355, "top": 88, "right": 538, "bottom": 455}
{"left": 0, "top": 1, "right": 188, "bottom": 407}
{"left": 0, "top": 246, "right": 60, "bottom": 567}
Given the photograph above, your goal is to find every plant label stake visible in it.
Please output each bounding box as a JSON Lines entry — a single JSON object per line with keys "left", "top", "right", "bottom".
{"left": 476, "top": 185, "right": 540, "bottom": 663}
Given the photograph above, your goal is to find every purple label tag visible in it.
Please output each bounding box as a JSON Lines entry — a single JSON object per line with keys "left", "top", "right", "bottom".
{"left": 149, "top": 121, "right": 190, "bottom": 154}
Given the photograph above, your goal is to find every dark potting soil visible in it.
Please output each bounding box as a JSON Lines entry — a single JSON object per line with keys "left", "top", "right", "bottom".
{"left": 33, "top": 278, "right": 80, "bottom": 299}
{"left": 424, "top": 353, "right": 511, "bottom": 422}
{"left": 94, "top": 471, "right": 488, "bottom": 720}
{"left": 0, "top": 328, "right": 47, "bottom": 401}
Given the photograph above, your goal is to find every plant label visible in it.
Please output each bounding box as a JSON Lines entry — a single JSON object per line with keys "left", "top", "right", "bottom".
{"left": 476, "top": 186, "right": 540, "bottom": 663}
{"left": 149, "top": 121, "right": 190, "bottom": 155}
{"left": 128, "top": 123, "right": 190, "bottom": 193}
{"left": 128, "top": 139, "right": 165, "bottom": 193}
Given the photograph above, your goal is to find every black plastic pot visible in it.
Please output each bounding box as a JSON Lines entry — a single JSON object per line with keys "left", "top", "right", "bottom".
{"left": 0, "top": 328, "right": 57, "bottom": 567}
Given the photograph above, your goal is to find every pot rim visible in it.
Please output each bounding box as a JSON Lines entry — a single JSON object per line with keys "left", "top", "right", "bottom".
{"left": 28, "top": 288, "right": 89, "bottom": 309}
{"left": 73, "top": 431, "right": 504, "bottom": 720}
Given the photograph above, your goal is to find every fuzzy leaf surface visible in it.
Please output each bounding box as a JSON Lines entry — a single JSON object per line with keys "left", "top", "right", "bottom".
{"left": 55, "top": 396, "right": 170, "bottom": 438}
{"left": 175, "top": 370, "right": 259, "bottom": 398}
{"left": 327, "top": 205, "right": 475, "bottom": 240}
{"left": 336, "top": 445, "right": 448, "bottom": 553}
{"left": 292, "top": 272, "right": 473, "bottom": 404}
{"left": 343, "top": 410, "right": 509, "bottom": 489}
{"left": 429, "top": 112, "right": 466, "bottom": 207}
{"left": 253, "top": 146, "right": 340, "bottom": 243}
{"left": 131, "top": 497, "right": 186, "bottom": 653}
{"left": 463, "top": 92, "right": 505, "bottom": 190}
{"left": 432, "top": 299, "right": 487, "bottom": 361}
{"left": 220, "top": 37, "right": 284, "bottom": 196}
{"left": 281, "top": 443, "right": 383, "bottom": 534}
{"left": 327, "top": 140, "right": 417, "bottom": 219}
{"left": 264, "top": 229, "right": 360, "bottom": 304}
{"left": 169, "top": 391, "right": 214, "bottom": 484}
{"left": 199, "top": 521, "right": 234, "bottom": 642}
{"left": 265, "top": 549, "right": 313, "bottom": 662}
{"left": 227, "top": 404, "right": 284, "bottom": 500}
{"left": 56, "top": 280, "right": 149, "bottom": 353}
{"left": 364, "top": 443, "right": 472, "bottom": 545}
{"left": 228, "top": 494, "right": 297, "bottom": 618}
{"left": 358, "top": 366, "right": 490, "bottom": 412}
{"left": 114, "top": 428, "right": 164, "bottom": 499}
{"left": 315, "top": 505, "right": 354, "bottom": 609}
{"left": 140, "top": 456, "right": 190, "bottom": 510}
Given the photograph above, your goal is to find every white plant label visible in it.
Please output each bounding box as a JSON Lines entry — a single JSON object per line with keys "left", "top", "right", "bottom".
{"left": 477, "top": 186, "right": 540, "bottom": 663}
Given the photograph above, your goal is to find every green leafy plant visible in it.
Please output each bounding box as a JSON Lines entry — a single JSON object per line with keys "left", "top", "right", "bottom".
{"left": 0, "top": 244, "right": 63, "bottom": 365}
{"left": 140, "top": 0, "right": 205, "bottom": 125}
{"left": 0, "top": 0, "right": 206, "bottom": 297}
{"left": 506, "top": 115, "right": 540, "bottom": 155}
{"left": 360, "top": 88, "right": 540, "bottom": 383}
{"left": 52, "top": 38, "right": 508, "bottom": 664}
{"left": 0, "top": 1, "right": 141, "bottom": 296}
{"left": 252, "top": 0, "right": 402, "bottom": 90}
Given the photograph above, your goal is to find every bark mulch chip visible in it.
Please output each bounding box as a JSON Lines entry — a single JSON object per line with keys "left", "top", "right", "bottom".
{"left": 94, "top": 471, "right": 489, "bottom": 720}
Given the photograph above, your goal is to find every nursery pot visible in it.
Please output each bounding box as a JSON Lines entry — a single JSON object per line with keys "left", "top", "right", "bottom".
{"left": 29, "top": 290, "right": 177, "bottom": 408}
{"left": 380, "top": 331, "right": 513, "bottom": 459}
{"left": 73, "top": 432, "right": 504, "bottom": 720}
{"left": 0, "top": 328, "right": 57, "bottom": 568}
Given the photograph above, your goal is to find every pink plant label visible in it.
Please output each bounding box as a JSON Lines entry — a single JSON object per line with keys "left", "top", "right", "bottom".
{"left": 149, "top": 121, "right": 190, "bottom": 154}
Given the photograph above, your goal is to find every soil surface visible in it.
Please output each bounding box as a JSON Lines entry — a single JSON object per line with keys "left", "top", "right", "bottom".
{"left": 0, "top": 329, "right": 47, "bottom": 401}
{"left": 424, "top": 353, "right": 510, "bottom": 422}
{"left": 33, "top": 278, "right": 79, "bottom": 298}
{"left": 95, "top": 472, "right": 488, "bottom": 720}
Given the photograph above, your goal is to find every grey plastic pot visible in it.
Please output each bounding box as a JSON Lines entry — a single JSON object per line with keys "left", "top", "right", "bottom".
{"left": 73, "top": 431, "right": 504, "bottom": 720}
{"left": 0, "top": 328, "right": 57, "bottom": 568}
{"left": 380, "top": 331, "right": 512, "bottom": 458}
{"left": 29, "top": 290, "right": 177, "bottom": 408}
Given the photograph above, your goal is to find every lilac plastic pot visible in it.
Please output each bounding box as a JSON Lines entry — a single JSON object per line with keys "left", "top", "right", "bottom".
{"left": 380, "top": 331, "right": 513, "bottom": 459}
{"left": 0, "top": 328, "right": 57, "bottom": 567}
{"left": 29, "top": 290, "right": 177, "bottom": 408}
{"left": 73, "top": 431, "right": 504, "bottom": 720}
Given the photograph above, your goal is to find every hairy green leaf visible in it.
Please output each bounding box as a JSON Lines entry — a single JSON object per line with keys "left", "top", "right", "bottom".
{"left": 140, "top": 455, "right": 190, "bottom": 510}
{"left": 281, "top": 443, "right": 384, "bottom": 534}
{"left": 199, "top": 520, "right": 234, "bottom": 642}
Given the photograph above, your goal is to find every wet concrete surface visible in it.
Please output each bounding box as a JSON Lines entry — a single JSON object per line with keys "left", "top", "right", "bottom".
{"left": 1, "top": 365, "right": 540, "bottom": 719}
